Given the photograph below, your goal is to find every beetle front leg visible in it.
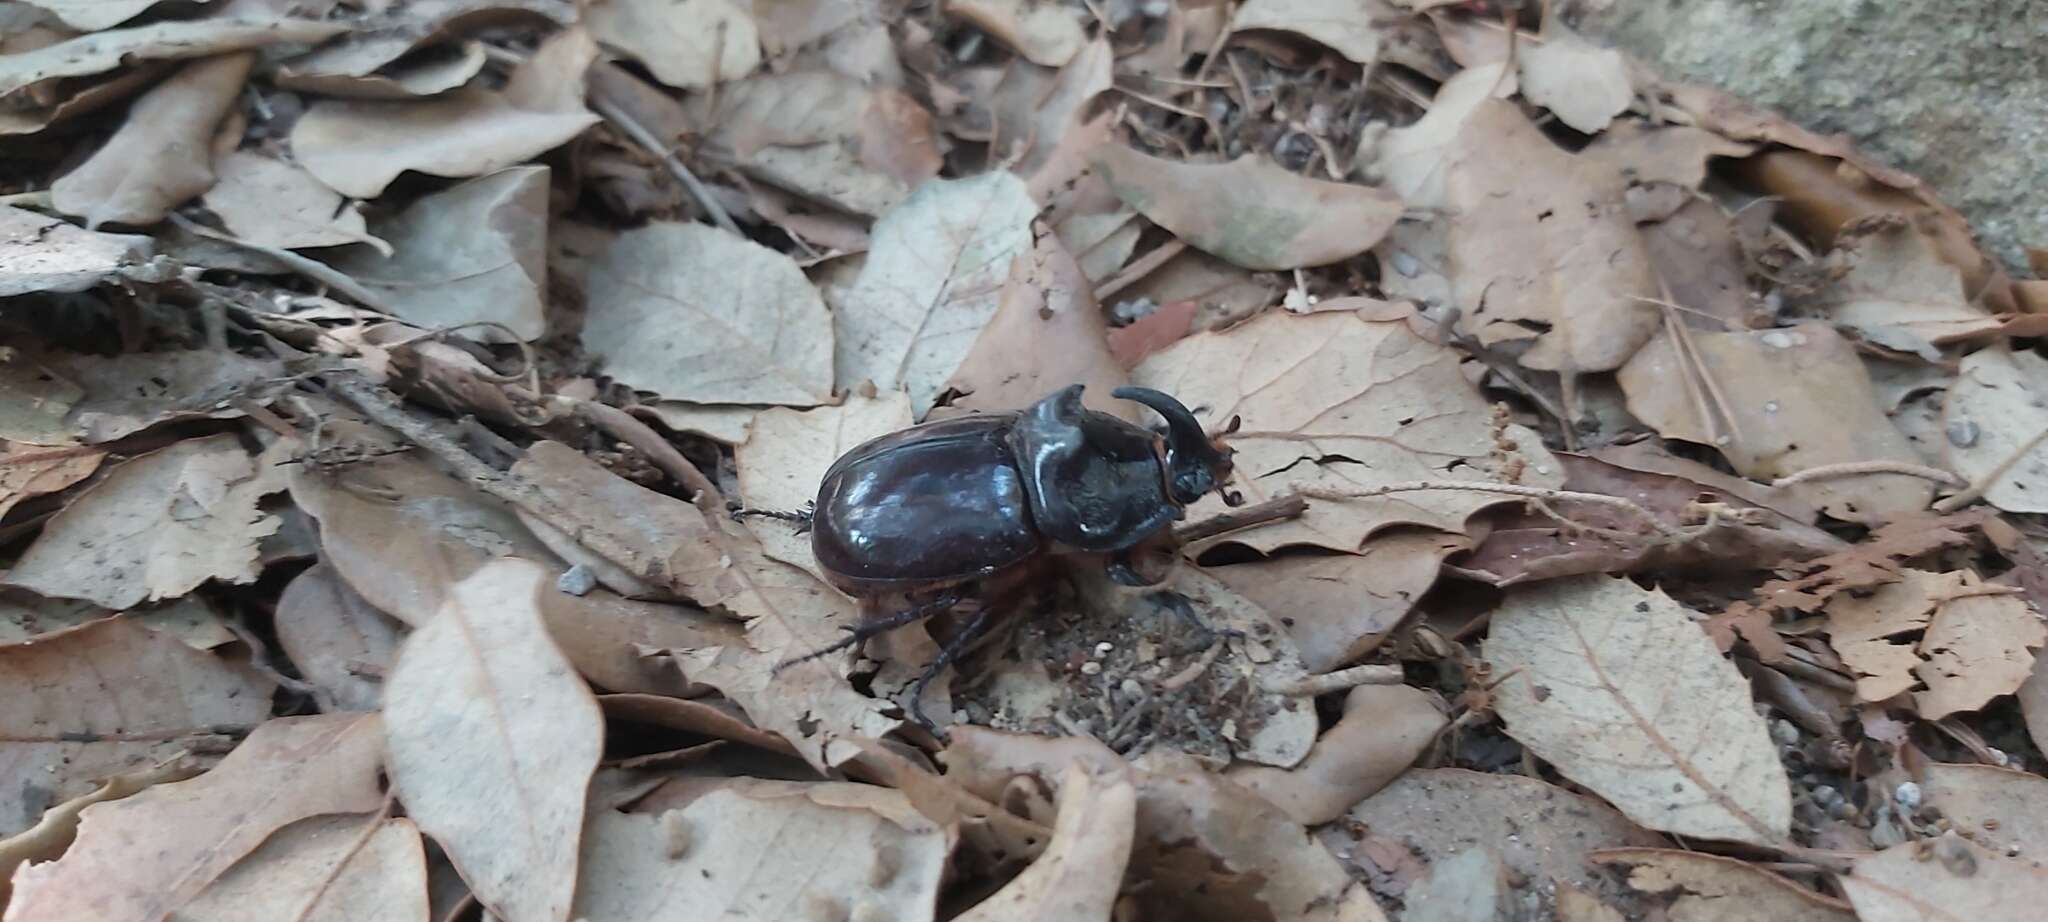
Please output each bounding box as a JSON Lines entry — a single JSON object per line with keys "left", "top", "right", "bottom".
{"left": 907, "top": 601, "right": 997, "bottom": 734}
{"left": 773, "top": 588, "right": 964, "bottom": 672}
{"left": 731, "top": 501, "right": 816, "bottom": 535}
{"left": 1147, "top": 590, "right": 1243, "bottom": 656}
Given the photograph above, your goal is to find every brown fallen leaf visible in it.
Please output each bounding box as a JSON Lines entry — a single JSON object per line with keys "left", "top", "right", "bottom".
{"left": 585, "top": 0, "right": 760, "bottom": 91}
{"left": 949, "top": 0, "right": 1084, "bottom": 66}
{"left": 0, "top": 206, "right": 157, "bottom": 297}
{"left": 1913, "top": 573, "right": 2044, "bottom": 718}
{"left": 325, "top": 165, "right": 549, "bottom": 342}
{"left": 735, "top": 391, "right": 914, "bottom": 578}
{"left": 582, "top": 221, "right": 834, "bottom": 405}
{"left": 954, "top": 762, "right": 1136, "bottom": 922}
{"left": 1092, "top": 145, "right": 1403, "bottom": 271}
{"left": 1444, "top": 100, "right": 1659, "bottom": 376}
{"left": 1484, "top": 575, "right": 1791, "bottom": 847}
{"left": 984, "top": 38, "right": 1111, "bottom": 182}
{"left": 1619, "top": 323, "right": 1936, "bottom": 523}
{"left": 1824, "top": 568, "right": 1950, "bottom": 702}
{"left": 1579, "top": 121, "right": 1757, "bottom": 190}
{"left": 273, "top": 562, "right": 401, "bottom": 712}
{"left": 0, "top": 18, "right": 348, "bottom": 96}
{"left": 1636, "top": 195, "right": 1756, "bottom": 329}
{"left": 4, "top": 434, "right": 282, "bottom": 609}
{"left": 0, "top": 755, "right": 199, "bottom": 909}
{"left": 172, "top": 815, "right": 430, "bottom": 922}
{"left": 1594, "top": 848, "right": 1856, "bottom": 922}
{"left": 1225, "top": 684, "right": 1447, "bottom": 825}
{"left": 1821, "top": 219, "right": 2001, "bottom": 358}
{"left": 0, "top": 442, "right": 101, "bottom": 521}
{"left": 935, "top": 225, "right": 1132, "bottom": 421}
{"left": 598, "top": 693, "right": 798, "bottom": 758}
{"left": 1105, "top": 297, "right": 1196, "bottom": 369}
{"left": 1944, "top": 344, "right": 2048, "bottom": 514}
{"left": 200, "top": 151, "right": 379, "bottom": 251}
{"left": 1230, "top": 0, "right": 1385, "bottom": 66}
{"left": 698, "top": 69, "right": 943, "bottom": 217}
{"left": 383, "top": 557, "right": 602, "bottom": 922}
{"left": 18, "top": 347, "right": 283, "bottom": 444}
{"left": 1515, "top": 19, "right": 1633, "bottom": 134}
{"left": 1329, "top": 768, "right": 1667, "bottom": 896}
{"left": 1375, "top": 63, "right": 1515, "bottom": 210}
{"left": 1209, "top": 532, "right": 1461, "bottom": 673}
{"left": 1402, "top": 847, "right": 1507, "bottom": 922}
{"left": 6, "top": 714, "right": 385, "bottom": 922}
{"left": 1130, "top": 306, "right": 1563, "bottom": 554}
{"left": 52, "top": 53, "right": 250, "bottom": 229}
{"left": 830, "top": 172, "right": 1039, "bottom": 413}
{"left": 1922, "top": 763, "right": 2048, "bottom": 858}
{"left": 272, "top": 0, "right": 566, "bottom": 99}
{"left": 1841, "top": 838, "right": 2048, "bottom": 922}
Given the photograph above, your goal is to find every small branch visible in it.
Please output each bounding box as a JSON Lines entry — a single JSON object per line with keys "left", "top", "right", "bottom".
{"left": 587, "top": 93, "right": 742, "bottom": 238}
{"left": 1297, "top": 481, "right": 1683, "bottom": 538}
{"left": 1933, "top": 424, "right": 2048, "bottom": 512}
{"left": 1771, "top": 461, "right": 1964, "bottom": 489}
{"left": 166, "top": 212, "right": 399, "bottom": 315}
{"left": 1173, "top": 494, "right": 1306, "bottom": 545}
{"left": 576, "top": 400, "right": 723, "bottom": 507}
{"left": 1259, "top": 663, "right": 1405, "bottom": 697}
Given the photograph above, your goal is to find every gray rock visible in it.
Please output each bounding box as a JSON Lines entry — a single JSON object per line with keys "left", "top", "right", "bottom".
{"left": 1570, "top": 0, "right": 2047, "bottom": 273}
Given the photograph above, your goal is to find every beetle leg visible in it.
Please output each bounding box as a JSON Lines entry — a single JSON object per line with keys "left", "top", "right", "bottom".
{"left": 1147, "top": 590, "right": 1243, "bottom": 656}
{"left": 772, "top": 588, "right": 963, "bottom": 673}
{"left": 731, "top": 501, "right": 816, "bottom": 535}
{"left": 1104, "top": 550, "right": 1166, "bottom": 587}
{"left": 907, "top": 601, "right": 998, "bottom": 733}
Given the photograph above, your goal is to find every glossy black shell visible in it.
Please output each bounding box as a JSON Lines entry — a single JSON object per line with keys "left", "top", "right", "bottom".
{"left": 811, "top": 386, "right": 1182, "bottom": 594}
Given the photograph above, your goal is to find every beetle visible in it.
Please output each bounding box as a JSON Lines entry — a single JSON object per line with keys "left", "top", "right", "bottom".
{"left": 766, "top": 384, "right": 1241, "bottom": 730}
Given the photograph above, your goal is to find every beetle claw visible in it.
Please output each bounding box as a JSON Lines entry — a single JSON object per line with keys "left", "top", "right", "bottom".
{"left": 1147, "top": 591, "right": 1239, "bottom": 656}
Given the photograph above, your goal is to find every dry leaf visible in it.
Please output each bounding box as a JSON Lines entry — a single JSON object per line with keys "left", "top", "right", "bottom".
{"left": 52, "top": 53, "right": 250, "bottom": 229}
{"left": 326, "top": 165, "right": 549, "bottom": 341}
{"left": 573, "top": 783, "right": 948, "bottom": 921}
{"left": 1403, "top": 847, "right": 1506, "bottom": 922}
{"left": 1130, "top": 307, "right": 1563, "bottom": 553}
{"left": 1444, "top": 100, "right": 1659, "bottom": 375}
{"left": 986, "top": 38, "right": 1110, "bottom": 181}
{"left": 935, "top": 225, "right": 1131, "bottom": 420}
{"left": 173, "top": 815, "right": 430, "bottom": 922}
{"left": 1515, "top": 23, "right": 1633, "bottom": 134}
{"left": 1231, "top": 0, "right": 1382, "bottom": 65}
{"left": 1619, "top": 323, "right": 1936, "bottom": 522}
{"left": 1225, "top": 684, "right": 1446, "bottom": 825}
{"left": 583, "top": 221, "right": 834, "bottom": 405}
{"left": 1209, "top": 533, "right": 1459, "bottom": 673}
{"left": 272, "top": 0, "right": 567, "bottom": 99}
{"left": 954, "top": 762, "right": 1135, "bottom": 922}
{"left": 1637, "top": 196, "right": 1755, "bottom": 329}
{"left": 640, "top": 401, "right": 758, "bottom": 445}
{"left": 1376, "top": 63, "right": 1515, "bottom": 210}
{"left": 1484, "top": 575, "right": 1791, "bottom": 847}
{"left": 585, "top": 0, "right": 759, "bottom": 91}
{"left": 22, "top": 0, "right": 196, "bottom": 31}
{"left": 1594, "top": 848, "right": 1856, "bottom": 922}
{"left": 1824, "top": 568, "right": 1949, "bottom": 701}
{"left": 948, "top": 0, "right": 1084, "bottom": 67}
{"left": 0, "top": 756, "right": 198, "bottom": 909}
{"left": 1329, "top": 768, "right": 1666, "bottom": 895}
{"left": 6, "top": 714, "right": 385, "bottom": 922}
{"left": 2023, "top": 652, "right": 2048, "bottom": 759}
{"left": 0, "top": 206, "right": 156, "bottom": 297}
{"left": 274, "top": 562, "right": 401, "bottom": 712}
{"left": 0, "top": 442, "right": 101, "bottom": 521}
{"left": 1092, "top": 146, "right": 1403, "bottom": 271}
{"left": 201, "top": 151, "right": 378, "bottom": 251}
{"left": 20, "top": 347, "right": 282, "bottom": 444}
{"left": 1579, "top": 122, "right": 1756, "bottom": 190}
{"left": 735, "top": 391, "right": 915, "bottom": 577}
{"left": 1944, "top": 345, "right": 2048, "bottom": 514}
{"left": 0, "top": 18, "right": 347, "bottom": 96}
{"left": 1913, "top": 575, "right": 2044, "bottom": 718}
{"left": 699, "top": 70, "right": 943, "bottom": 217}
{"left": 383, "top": 558, "right": 603, "bottom": 922}
{"left": 4, "top": 434, "right": 281, "bottom": 609}
{"left": 830, "top": 172, "right": 1038, "bottom": 414}
{"left": 1842, "top": 838, "right": 2048, "bottom": 922}
{"left": 1822, "top": 220, "right": 2001, "bottom": 358}
{"left": 1922, "top": 763, "right": 2048, "bottom": 857}
{"left": 0, "top": 617, "right": 272, "bottom": 836}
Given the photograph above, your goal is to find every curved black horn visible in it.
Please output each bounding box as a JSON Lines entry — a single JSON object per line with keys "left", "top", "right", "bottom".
{"left": 1113, "top": 386, "right": 1223, "bottom": 462}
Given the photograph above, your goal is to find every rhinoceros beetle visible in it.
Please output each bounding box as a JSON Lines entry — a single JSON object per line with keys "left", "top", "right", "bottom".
{"left": 764, "top": 384, "right": 1241, "bottom": 730}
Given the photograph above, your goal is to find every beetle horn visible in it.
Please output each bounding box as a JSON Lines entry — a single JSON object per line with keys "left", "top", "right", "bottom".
{"left": 1113, "top": 386, "right": 1232, "bottom": 504}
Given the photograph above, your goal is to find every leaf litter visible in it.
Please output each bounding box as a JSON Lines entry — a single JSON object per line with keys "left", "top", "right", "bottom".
{"left": 1, "top": 2, "right": 2046, "bottom": 920}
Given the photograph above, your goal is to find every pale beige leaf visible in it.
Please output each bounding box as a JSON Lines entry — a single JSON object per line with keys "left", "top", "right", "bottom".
{"left": 274, "top": 562, "right": 402, "bottom": 712}
{"left": 986, "top": 38, "right": 1111, "bottom": 182}
{"left": 1842, "top": 839, "right": 2048, "bottom": 922}
{"left": 0, "top": 756, "right": 198, "bottom": 908}
{"left": 1376, "top": 63, "right": 1514, "bottom": 209}
{"left": 1594, "top": 848, "right": 1856, "bottom": 922}
{"left": 201, "top": 151, "right": 377, "bottom": 251}
{"left": 1516, "top": 25, "right": 1633, "bottom": 134}
{"left": 0, "top": 18, "right": 347, "bottom": 95}
{"left": 1092, "top": 145, "right": 1402, "bottom": 270}
{"left": 1444, "top": 100, "right": 1659, "bottom": 374}
{"left": 1922, "top": 763, "right": 2048, "bottom": 857}
{"left": 584, "top": 222, "right": 833, "bottom": 405}
{"left": 1231, "top": 0, "right": 1381, "bottom": 65}
{"left": 383, "top": 558, "right": 602, "bottom": 922}
{"left": 935, "top": 226, "right": 1131, "bottom": 421}
{"left": 4, "top": 435, "right": 281, "bottom": 608}
{"left": 290, "top": 86, "right": 597, "bottom": 199}
{"left": 1484, "top": 575, "right": 1791, "bottom": 847}
{"left": 1824, "top": 221, "right": 2000, "bottom": 359}
{"left": 0, "top": 441, "right": 100, "bottom": 520}
{"left": 736, "top": 392, "right": 914, "bottom": 576}
{"left": 1944, "top": 345, "right": 2048, "bottom": 514}
{"left": 2024, "top": 651, "right": 2048, "bottom": 758}
{"left": 1579, "top": 122, "right": 1756, "bottom": 190}
{"left": 573, "top": 784, "right": 948, "bottom": 921}
{"left": 1913, "top": 577, "right": 2044, "bottom": 718}
{"left": 327, "top": 166, "right": 549, "bottom": 341}
{"left": 23, "top": 0, "right": 205, "bottom": 31}
{"left": 1402, "top": 847, "right": 1506, "bottom": 922}
{"left": 0, "top": 206, "right": 155, "bottom": 297}
{"left": 698, "top": 70, "right": 942, "bottom": 216}
{"left": 955, "top": 762, "right": 1135, "bottom": 922}
{"left": 948, "top": 0, "right": 1084, "bottom": 66}
{"left": 1225, "top": 684, "right": 1446, "bottom": 825}
{"left": 640, "top": 401, "right": 757, "bottom": 445}
{"left": 1619, "top": 323, "right": 1936, "bottom": 522}
{"left": 1130, "top": 307, "right": 1563, "bottom": 553}
{"left": 1555, "top": 886, "right": 1627, "bottom": 922}
{"left": 831, "top": 172, "right": 1038, "bottom": 413}
{"left": 10, "top": 347, "right": 283, "bottom": 444}
{"left": 173, "top": 816, "right": 429, "bottom": 922}
{"left": 1209, "top": 532, "right": 1459, "bottom": 672}
{"left": 0, "top": 617, "right": 272, "bottom": 836}
{"left": 272, "top": 0, "right": 570, "bottom": 99}
{"left": 52, "top": 53, "right": 250, "bottom": 229}
{"left": 1824, "top": 568, "right": 1948, "bottom": 702}
{"left": 281, "top": 40, "right": 487, "bottom": 98}
{"left": 586, "top": 0, "right": 759, "bottom": 90}
{"left": 5, "top": 714, "right": 385, "bottom": 922}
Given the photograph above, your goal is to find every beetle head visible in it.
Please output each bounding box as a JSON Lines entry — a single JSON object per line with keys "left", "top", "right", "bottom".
{"left": 1112, "top": 386, "right": 1237, "bottom": 506}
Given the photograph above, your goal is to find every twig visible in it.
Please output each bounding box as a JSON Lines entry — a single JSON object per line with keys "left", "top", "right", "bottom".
{"left": 167, "top": 212, "right": 400, "bottom": 315}
{"left": 1157, "top": 641, "right": 1229, "bottom": 692}
{"left": 587, "top": 93, "right": 742, "bottom": 237}
{"left": 1172, "top": 494, "right": 1306, "bottom": 545}
{"left": 1296, "top": 482, "right": 1683, "bottom": 538}
{"left": 1771, "top": 461, "right": 1965, "bottom": 489}
{"left": 576, "top": 399, "right": 722, "bottom": 505}
{"left": 1933, "top": 424, "right": 2048, "bottom": 512}
{"left": 1096, "top": 238, "right": 1187, "bottom": 301}
{"left": 1258, "top": 663, "right": 1405, "bottom": 697}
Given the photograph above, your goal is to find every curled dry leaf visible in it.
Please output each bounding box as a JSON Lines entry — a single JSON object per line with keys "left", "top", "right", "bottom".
{"left": 0, "top": 206, "right": 155, "bottom": 297}
{"left": 5, "top": 714, "right": 385, "bottom": 922}
{"left": 988, "top": 38, "right": 1112, "bottom": 186}
{"left": 1944, "top": 345, "right": 2048, "bottom": 514}
{"left": 1091, "top": 145, "right": 1403, "bottom": 271}
{"left": 735, "top": 391, "right": 915, "bottom": 578}
{"left": 1824, "top": 568, "right": 1949, "bottom": 702}
{"left": 585, "top": 0, "right": 759, "bottom": 90}
{"left": 173, "top": 815, "right": 430, "bottom": 922}
{"left": 1821, "top": 220, "right": 2000, "bottom": 358}
{"left": 0, "top": 617, "right": 272, "bottom": 836}
{"left": 1328, "top": 769, "right": 1667, "bottom": 896}
{"left": 382, "top": 557, "right": 603, "bottom": 922}
{"left": 0, "top": 18, "right": 348, "bottom": 96}
{"left": 830, "top": 172, "right": 1038, "bottom": 414}
{"left": 948, "top": 0, "right": 1084, "bottom": 67}
{"left": 22, "top": 0, "right": 194, "bottom": 31}
{"left": 1131, "top": 307, "right": 1564, "bottom": 554}
{"left": 4, "top": 434, "right": 281, "bottom": 609}
{"left": 326, "top": 165, "right": 549, "bottom": 342}
{"left": 0, "top": 441, "right": 102, "bottom": 521}
{"left": 1225, "top": 684, "right": 1447, "bottom": 826}
{"left": 1579, "top": 122, "right": 1756, "bottom": 190}
{"left": 1515, "top": 22, "right": 1634, "bottom": 134}
{"left": 1842, "top": 838, "right": 2048, "bottom": 922}
{"left": 272, "top": 0, "right": 567, "bottom": 99}
{"left": 1593, "top": 848, "right": 1856, "bottom": 922}
{"left": 1230, "top": 0, "right": 1383, "bottom": 65}
{"left": 1376, "top": 63, "right": 1514, "bottom": 210}
{"left": 698, "top": 70, "right": 943, "bottom": 217}
{"left": 1619, "top": 323, "right": 1935, "bottom": 523}
{"left": 201, "top": 151, "right": 378, "bottom": 252}
{"left": 1922, "top": 763, "right": 2048, "bottom": 858}
{"left": 1483, "top": 575, "right": 1791, "bottom": 847}
{"left": 274, "top": 562, "right": 402, "bottom": 712}
{"left": 935, "top": 225, "right": 1132, "bottom": 421}
{"left": 953, "top": 762, "right": 1136, "bottom": 922}
{"left": 583, "top": 221, "right": 834, "bottom": 406}
{"left": 1912, "top": 573, "right": 2044, "bottom": 718}
{"left": 1444, "top": 100, "right": 1659, "bottom": 375}
{"left": 0, "top": 755, "right": 199, "bottom": 908}
{"left": 51, "top": 53, "right": 252, "bottom": 229}
{"left": 1209, "top": 532, "right": 1461, "bottom": 673}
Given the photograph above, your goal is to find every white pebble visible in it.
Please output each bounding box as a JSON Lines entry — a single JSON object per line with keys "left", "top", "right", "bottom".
{"left": 1895, "top": 781, "right": 1922, "bottom": 810}
{"left": 1080, "top": 661, "right": 1103, "bottom": 676}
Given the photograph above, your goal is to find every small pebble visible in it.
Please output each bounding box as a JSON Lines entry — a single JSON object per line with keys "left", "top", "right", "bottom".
{"left": 1896, "top": 781, "right": 1923, "bottom": 810}
{"left": 1828, "top": 799, "right": 1859, "bottom": 821}
{"left": 1947, "top": 419, "right": 1980, "bottom": 448}
{"left": 1390, "top": 250, "right": 1421, "bottom": 278}
{"left": 1811, "top": 785, "right": 1841, "bottom": 808}
{"left": 1081, "top": 661, "right": 1103, "bottom": 676}
{"left": 555, "top": 564, "right": 597, "bottom": 596}
{"left": 1094, "top": 641, "right": 1114, "bottom": 656}
{"left": 1772, "top": 719, "right": 1801, "bottom": 747}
